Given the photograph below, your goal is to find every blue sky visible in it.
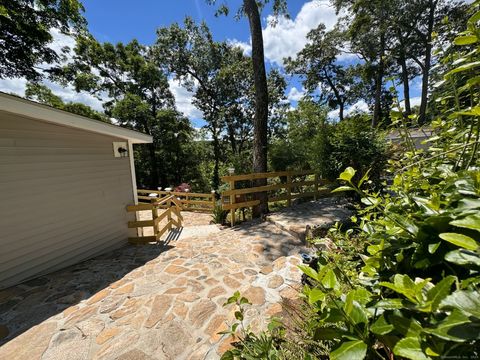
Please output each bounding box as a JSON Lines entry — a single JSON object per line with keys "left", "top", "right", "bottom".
{"left": 0, "top": 1, "right": 426, "bottom": 126}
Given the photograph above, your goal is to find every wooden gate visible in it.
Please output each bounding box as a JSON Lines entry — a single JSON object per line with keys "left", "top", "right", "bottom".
{"left": 126, "top": 195, "right": 183, "bottom": 244}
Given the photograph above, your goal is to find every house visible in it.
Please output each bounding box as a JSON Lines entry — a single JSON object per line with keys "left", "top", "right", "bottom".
{"left": 0, "top": 92, "right": 152, "bottom": 289}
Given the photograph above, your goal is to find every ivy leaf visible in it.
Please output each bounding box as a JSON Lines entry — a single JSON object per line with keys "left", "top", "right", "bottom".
{"left": 330, "top": 340, "right": 367, "bottom": 360}
{"left": 445, "top": 249, "right": 480, "bottom": 267}
{"left": 338, "top": 167, "right": 356, "bottom": 182}
{"left": 371, "top": 314, "right": 394, "bottom": 335}
{"left": 439, "top": 233, "right": 479, "bottom": 251}
{"left": 450, "top": 214, "right": 480, "bottom": 232}
{"left": 393, "top": 337, "right": 429, "bottom": 360}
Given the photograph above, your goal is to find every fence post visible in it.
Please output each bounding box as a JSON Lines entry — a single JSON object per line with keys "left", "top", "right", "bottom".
{"left": 230, "top": 180, "right": 236, "bottom": 227}
{"left": 287, "top": 174, "right": 292, "bottom": 207}
{"left": 167, "top": 197, "right": 172, "bottom": 230}
{"left": 185, "top": 193, "right": 189, "bottom": 211}
{"left": 151, "top": 198, "right": 159, "bottom": 240}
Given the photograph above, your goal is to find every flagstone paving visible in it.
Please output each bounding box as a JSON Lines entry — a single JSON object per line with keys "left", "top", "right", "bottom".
{"left": 0, "top": 220, "right": 309, "bottom": 360}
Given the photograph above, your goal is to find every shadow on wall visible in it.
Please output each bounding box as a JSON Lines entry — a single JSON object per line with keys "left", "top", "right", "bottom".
{"left": 0, "top": 243, "right": 173, "bottom": 346}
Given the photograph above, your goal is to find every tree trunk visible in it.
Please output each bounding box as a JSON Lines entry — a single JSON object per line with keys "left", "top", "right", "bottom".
{"left": 372, "top": 32, "right": 385, "bottom": 128}
{"left": 244, "top": 0, "right": 269, "bottom": 217}
{"left": 418, "top": 0, "right": 436, "bottom": 125}
{"left": 400, "top": 53, "right": 412, "bottom": 117}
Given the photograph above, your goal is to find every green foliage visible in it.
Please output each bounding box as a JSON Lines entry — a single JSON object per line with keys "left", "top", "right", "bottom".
{"left": 212, "top": 201, "right": 228, "bottom": 225}
{"left": 270, "top": 104, "right": 388, "bottom": 185}
{"left": 220, "top": 291, "right": 286, "bottom": 360}
{"left": 25, "top": 83, "right": 109, "bottom": 122}
{"left": 227, "top": 3, "right": 480, "bottom": 359}
{"left": 0, "top": 0, "right": 86, "bottom": 80}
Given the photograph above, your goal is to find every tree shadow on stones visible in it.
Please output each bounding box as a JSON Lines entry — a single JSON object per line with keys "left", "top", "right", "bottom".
{"left": 0, "top": 242, "right": 173, "bottom": 346}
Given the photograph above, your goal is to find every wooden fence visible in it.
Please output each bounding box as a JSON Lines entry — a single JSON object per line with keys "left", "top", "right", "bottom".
{"left": 221, "top": 170, "right": 329, "bottom": 226}
{"left": 137, "top": 189, "right": 216, "bottom": 212}
{"left": 126, "top": 195, "right": 183, "bottom": 244}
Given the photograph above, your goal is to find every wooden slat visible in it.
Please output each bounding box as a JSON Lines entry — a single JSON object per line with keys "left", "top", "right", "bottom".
{"left": 153, "top": 208, "right": 171, "bottom": 225}
{"left": 222, "top": 182, "right": 288, "bottom": 196}
{"left": 152, "top": 195, "right": 175, "bottom": 206}
{"left": 126, "top": 204, "right": 153, "bottom": 212}
{"left": 156, "top": 224, "right": 170, "bottom": 239}
{"left": 138, "top": 195, "right": 158, "bottom": 200}
{"left": 128, "top": 219, "right": 154, "bottom": 228}
{"left": 180, "top": 199, "right": 213, "bottom": 206}
{"left": 221, "top": 170, "right": 313, "bottom": 182}
{"left": 291, "top": 180, "right": 316, "bottom": 187}
{"left": 170, "top": 218, "right": 180, "bottom": 228}
{"left": 170, "top": 197, "right": 183, "bottom": 208}
{"left": 137, "top": 189, "right": 213, "bottom": 198}
{"left": 222, "top": 200, "right": 260, "bottom": 210}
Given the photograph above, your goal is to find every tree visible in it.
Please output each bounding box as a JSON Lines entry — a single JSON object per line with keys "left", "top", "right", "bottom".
{"left": 207, "top": 0, "right": 288, "bottom": 216}
{"left": 285, "top": 25, "right": 360, "bottom": 121}
{"left": 56, "top": 36, "right": 185, "bottom": 188}
{"left": 0, "top": 0, "right": 86, "bottom": 80}
{"left": 24, "top": 82, "right": 109, "bottom": 122}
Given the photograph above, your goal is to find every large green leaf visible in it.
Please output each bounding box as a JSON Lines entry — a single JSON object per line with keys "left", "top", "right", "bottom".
{"left": 330, "top": 340, "right": 367, "bottom": 360}
{"left": 425, "top": 276, "right": 456, "bottom": 312}
{"left": 454, "top": 35, "right": 478, "bottom": 45}
{"left": 321, "top": 268, "right": 337, "bottom": 289}
{"left": 441, "top": 291, "right": 480, "bottom": 318}
{"left": 371, "top": 314, "right": 394, "bottom": 335}
{"left": 439, "top": 233, "right": 479, "bottom": 251}
{"left": 393, "top": 337, "right": 429, "bottom": 360}
{"left": 298, "top": 265, "right": 318, "bottom": 281}
{"left": 426, "top": 310, "right": 473, "bottom": 342}
{"left": 344, "top": 291, "right": 368, "bottom": 325}
{"left": 445, "top": 249, "right": 480, "bottom": 267}
{"left": 450, "top": 214, "right": 480, "bottom": 232}
{"left": 379, "top": 274, "right": 418, "bottom": 303}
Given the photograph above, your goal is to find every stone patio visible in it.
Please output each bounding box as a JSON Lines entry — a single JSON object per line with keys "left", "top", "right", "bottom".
{"left": 0, "top": 218, "right": 309, "bottom": 360}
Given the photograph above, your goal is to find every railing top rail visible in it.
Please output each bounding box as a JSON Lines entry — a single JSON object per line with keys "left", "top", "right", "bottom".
{"left": 152, "top": 194, "right": 175, "bottom": 206}
{"left": 137, "top": 189, "right": 213, "bottom": 198}
{"left": 221, "top": 169, "right": 314, "bottom": 182}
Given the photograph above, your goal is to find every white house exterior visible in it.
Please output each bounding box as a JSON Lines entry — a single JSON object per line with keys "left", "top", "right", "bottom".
{"left": 0, "top": 93, "right": 152, "bottom": 289}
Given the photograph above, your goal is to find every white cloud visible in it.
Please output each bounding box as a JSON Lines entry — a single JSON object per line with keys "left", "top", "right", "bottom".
{"left": 227, "top": 39, "right": 252, "bottom": 56}
{"left": 328, "top": 100, "right": 370, "bottom": 120}
{"left": 286, "top": 86, "right": 305, "bottom": 101}
{"left": 262, "top": 0, "right": 339, "bottom": 66}
{"left": 168, "top": 78, "right": 203, "bottom": 120}
{"left": 0, "top": 29, "right": 104, "bottom": 112}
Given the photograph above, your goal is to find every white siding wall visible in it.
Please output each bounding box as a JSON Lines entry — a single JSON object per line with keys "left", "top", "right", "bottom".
{"left": 0, "top": 111, "right": 136, "bottom": 289}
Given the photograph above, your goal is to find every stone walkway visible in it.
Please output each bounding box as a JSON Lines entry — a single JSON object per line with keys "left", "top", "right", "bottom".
{"left": 0, "top": 220, "right": 308, "bottom": 360}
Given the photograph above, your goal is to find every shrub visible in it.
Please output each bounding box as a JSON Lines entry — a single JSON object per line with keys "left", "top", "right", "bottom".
{"left": 212, "top": 201, "right": 228, "bottom": 225}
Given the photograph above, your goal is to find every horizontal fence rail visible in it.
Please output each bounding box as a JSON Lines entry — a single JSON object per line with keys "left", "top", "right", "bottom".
{"left": 137, "top": 189, "right": 215, "bottom": 213}
{"left": 127, "top": 195, "right": 183, "bottom": 244}
{"left": 220, "top": 170, "right": 330, "bottom": 226}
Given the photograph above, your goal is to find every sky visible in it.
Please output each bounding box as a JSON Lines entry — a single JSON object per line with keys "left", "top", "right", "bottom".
{"left": 0, "top": 0, "right": 427, "bottom": 126}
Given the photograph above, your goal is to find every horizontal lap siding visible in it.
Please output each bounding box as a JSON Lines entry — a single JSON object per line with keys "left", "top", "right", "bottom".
{"left": 0, "top": 111, "right": 136, "bottom": 289}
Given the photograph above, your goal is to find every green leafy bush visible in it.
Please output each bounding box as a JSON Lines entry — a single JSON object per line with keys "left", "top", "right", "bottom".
{"left": 212, "top": 201, "right": 228, "bottom": 225}
{"left": 221, "top": 3, "right": 480, "bottom": 359}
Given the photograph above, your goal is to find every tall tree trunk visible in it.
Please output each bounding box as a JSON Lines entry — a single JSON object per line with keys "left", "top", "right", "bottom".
{"left": 372, "top": 32, "right": 385, "bottom": 128}
{"left": 400, "top": 53, "right": 412, "bottom": 117}
{"left": 419, "top": 0, "right": 436, "bottom": 125}
{"left": 244, "top": 0, "right": 269, "bottom": 217}
{"left": 339, "top": 101, "right": 344, "bottom": 122}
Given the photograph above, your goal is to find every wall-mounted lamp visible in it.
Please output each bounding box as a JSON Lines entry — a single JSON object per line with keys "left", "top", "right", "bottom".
{"left": 113, "top": 142, "right": 129, "bottom": 158}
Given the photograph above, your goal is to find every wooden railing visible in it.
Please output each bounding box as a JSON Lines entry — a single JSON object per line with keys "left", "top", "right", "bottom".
{"left": 221, "top": 170, "right": 329, "bottom": 226}
{"left": 137, "top": 189, "right": 216, "bottom": 212}
{"left": 126, "top": 195, "right": 183, "bottom": 244}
